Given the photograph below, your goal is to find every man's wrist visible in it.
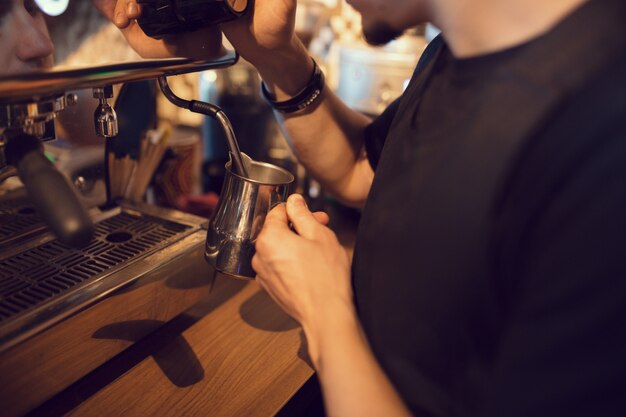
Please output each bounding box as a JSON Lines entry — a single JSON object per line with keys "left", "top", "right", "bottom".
{"left": 254, "top": 39, "right": 315, "bottom": 101}
{"left": 261, "top": 58, "right": 324, "bottom": 113}
{"left": 301, "top": 298, "right": 359, "bottom": 370}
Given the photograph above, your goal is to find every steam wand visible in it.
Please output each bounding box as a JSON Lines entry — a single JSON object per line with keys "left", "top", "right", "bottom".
{"left": 157, "top": 76, "right": 248, "bottom": 178}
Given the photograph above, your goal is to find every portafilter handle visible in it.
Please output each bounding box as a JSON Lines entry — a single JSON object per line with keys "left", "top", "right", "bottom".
{"left": 5, "top": 133, "right": 94, "bottom": 247}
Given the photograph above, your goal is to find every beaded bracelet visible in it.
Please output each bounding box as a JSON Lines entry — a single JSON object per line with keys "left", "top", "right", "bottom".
{"left": 261, "top": 59, "right": 325, "bottom": 114}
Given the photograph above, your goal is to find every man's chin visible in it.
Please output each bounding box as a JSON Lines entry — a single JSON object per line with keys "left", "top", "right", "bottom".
{"left": 362, "top": 21, "right": 404, "bottom": 46}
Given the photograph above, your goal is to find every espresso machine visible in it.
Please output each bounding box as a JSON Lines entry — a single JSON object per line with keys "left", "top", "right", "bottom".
{"left": 0, "top": 51, "right": 241, "bottom": 416}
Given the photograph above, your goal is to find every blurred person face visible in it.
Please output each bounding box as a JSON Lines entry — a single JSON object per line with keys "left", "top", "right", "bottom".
{"left": 0, "top": 0, "right": 54, "bottom": 75}
{"left": 346, "top": 0, "right": 431, "bottom": 45}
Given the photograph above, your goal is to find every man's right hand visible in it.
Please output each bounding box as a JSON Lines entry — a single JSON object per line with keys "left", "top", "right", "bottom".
{"left": 91, "top": 0, "right": 225, "bottom": 59}
{"left": 221, "top": 0, "right": 316, "bottom": 101}
{"left": 219, "top": 0, "right": 301, "bottom": 68}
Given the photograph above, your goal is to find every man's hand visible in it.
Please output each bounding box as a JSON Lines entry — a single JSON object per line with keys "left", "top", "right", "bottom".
{"left": 91, "top": 0, "right": 224, "bottom": 59}
{"left": 252, "top": 194, "right": 354, "bottom": 339}
{"left": 220, "top": 0, "right": 317, "bottom": 97}
{"left": 219, "top": 0, "right": 299, "bottom": 68}
{"left": 253, "top": 195, "right": 411, "bottom": 417}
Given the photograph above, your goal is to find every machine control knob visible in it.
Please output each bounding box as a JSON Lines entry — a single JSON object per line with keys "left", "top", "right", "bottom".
{"left": 93, "top": 86, "right": 118, "bottom": 138}
{"left": 94, "top": 102, "right": 118, "bottom": 138}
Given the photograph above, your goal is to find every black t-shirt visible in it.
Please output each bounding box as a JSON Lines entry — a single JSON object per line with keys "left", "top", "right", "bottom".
{"left": 352, "top": 0, "right": 626, "bottom": 416}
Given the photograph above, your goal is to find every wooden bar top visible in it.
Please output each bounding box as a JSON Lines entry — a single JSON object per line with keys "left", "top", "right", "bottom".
{"left": 32, "top": 202, "right": 360, "bottom": 417}
{"left": 35, "top": 275, "right": 316, "bottom": 416}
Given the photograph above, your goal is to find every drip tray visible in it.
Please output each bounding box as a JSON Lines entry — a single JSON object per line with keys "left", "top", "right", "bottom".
{"left": 0, "top": 191, "right": 46, "bottom": 248}
{"left": 0, "top": 210, "right": 191, "bottom": 322}
{"left": 0, "top": 203, "right": 215, "bottom": 417}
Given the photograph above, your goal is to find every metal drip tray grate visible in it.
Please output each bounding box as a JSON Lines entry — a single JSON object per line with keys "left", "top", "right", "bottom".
{"left": 0, "top": 196, "right": 45, "bottom": 245}
{"left": 0, "top": 210, "right": 192, "bottom": 322}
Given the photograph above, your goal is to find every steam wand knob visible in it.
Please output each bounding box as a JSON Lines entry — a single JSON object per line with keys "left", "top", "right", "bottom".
{"left": 93, "top": 86, "right": 118, "bottom": 138}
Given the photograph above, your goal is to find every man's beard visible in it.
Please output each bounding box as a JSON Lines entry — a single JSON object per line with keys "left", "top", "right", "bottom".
{"left": 362, "top": 21, "right": 404, "bottom": 46}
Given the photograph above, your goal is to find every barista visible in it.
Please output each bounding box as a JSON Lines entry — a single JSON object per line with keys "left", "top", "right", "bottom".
{"left": 98, "top": 0, "right": 626, "bottom": 416}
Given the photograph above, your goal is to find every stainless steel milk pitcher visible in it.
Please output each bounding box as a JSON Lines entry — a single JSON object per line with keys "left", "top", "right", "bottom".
{"left": 205, "top": 154, "right": 294, "bottom": 278}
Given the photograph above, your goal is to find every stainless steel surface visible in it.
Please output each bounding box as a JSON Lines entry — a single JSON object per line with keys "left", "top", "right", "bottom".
{"left": 0, "top": 201, "right": 215, "bottom": 417}
{"left": 157, "top": 76, "right": 249, "bottom": 177}
{"left": 205, "top": 154, "right": 294, "bottom": 278}
{"left": 0, "top": 51, "right": 238, "bottom": 103}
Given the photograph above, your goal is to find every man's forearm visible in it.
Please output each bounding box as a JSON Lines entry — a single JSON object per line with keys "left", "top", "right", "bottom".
{"left": 254, "top": 42, "right": 374, "bottom": 206}
{"left": 303, "top": 301, "right": 412, "bottom": 417}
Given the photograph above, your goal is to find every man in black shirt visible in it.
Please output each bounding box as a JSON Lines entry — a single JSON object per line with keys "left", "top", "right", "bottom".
{"left": 104, "top": 0, "right": 626, "bottom": 415}
{"left": 353, "top": 8, "right": 626, "bottom": 414}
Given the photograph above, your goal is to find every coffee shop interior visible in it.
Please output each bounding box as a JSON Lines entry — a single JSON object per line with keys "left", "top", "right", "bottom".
{"left": 0, "top": 0, "right": 434, "bottom": 415}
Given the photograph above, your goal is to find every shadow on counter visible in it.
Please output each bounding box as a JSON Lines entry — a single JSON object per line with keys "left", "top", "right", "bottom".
{"left": 239, "top": 289, "right": 299, "bottom": 332}
{"left": 25, "top": 274, "right": 248, "bottom": 417}
{"left": 239, "top": 289, "right": 325, "bottom": 417}
{"left": 92, "top": 319, "right": 204, "bottom": 387}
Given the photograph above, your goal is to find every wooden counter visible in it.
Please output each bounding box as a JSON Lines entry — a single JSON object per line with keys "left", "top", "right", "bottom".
{"left": 32, "top": 275, "right": 316, "bottom": 416}
{"left": 30, "top": 201, "right": 359, "bottom": 417}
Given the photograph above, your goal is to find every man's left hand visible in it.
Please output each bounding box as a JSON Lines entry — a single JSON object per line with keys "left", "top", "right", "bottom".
{"left": 252, "top": 194, "right": 354, "bottom": 337}
{"left": 91, "top": 0, "right": 224, "bottom": 59}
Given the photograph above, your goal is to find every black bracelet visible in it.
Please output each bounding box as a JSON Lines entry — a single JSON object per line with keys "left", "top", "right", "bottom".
{"left": 261, "top": 59, "right": 325, "bottom": 114}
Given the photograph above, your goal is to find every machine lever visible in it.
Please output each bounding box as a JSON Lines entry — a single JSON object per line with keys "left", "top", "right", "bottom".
{"left": 5, "top": 133, "right": 95, "bottom": 247}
